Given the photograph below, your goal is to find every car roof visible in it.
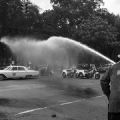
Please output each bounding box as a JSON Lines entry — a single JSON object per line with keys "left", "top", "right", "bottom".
{"left": 8, "top": 65, "right": 26, "bottom": 67}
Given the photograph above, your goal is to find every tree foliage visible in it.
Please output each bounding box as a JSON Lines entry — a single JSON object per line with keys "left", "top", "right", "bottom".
{"left": 0, "top": 0, "right": 120, "bottom": 64}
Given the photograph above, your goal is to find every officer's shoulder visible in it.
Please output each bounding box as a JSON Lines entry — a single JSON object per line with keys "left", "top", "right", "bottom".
{"left": 113, "top": 61, "right": 120, "bottom": 66}
{"left": 111, "top": 62, "right": 120, "bottom": 69}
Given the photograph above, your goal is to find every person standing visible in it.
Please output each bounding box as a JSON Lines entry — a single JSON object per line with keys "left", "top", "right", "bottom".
{"left": 100, "top": 62, "right": 120, "bottom": 120}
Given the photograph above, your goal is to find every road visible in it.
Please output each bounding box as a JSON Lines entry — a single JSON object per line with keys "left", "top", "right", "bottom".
{"left": 0, "top": 76, "right": 108, "bottom": 120}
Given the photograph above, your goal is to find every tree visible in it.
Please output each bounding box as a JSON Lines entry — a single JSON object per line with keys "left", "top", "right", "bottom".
{"left": 72, "top": 15, "right": 117, "bottom": 43}
{"left": 51, "top": 0, "right": 103, "bottom": 11}
{"left": 45, "top": 0, "right": 104, "bottom": 37}
{"left": 0, "top": 0, "right": 13, "bottom": 37}
{"left": 0, "top": 42, "right": 13, "bottom": 66}
{"left": 48, "top": 0, "right": 120, "bottom": 61}
{"left": 7, "top": 0, "right": 41, "bottom": 36}
{"left": 51, "top": 0, "right": 104, "bottom": 18}
{"left": 0, "top": 0, "right": 42, "bottom": 37}
{"left": 73, "top": 15, "right": 118, "bottom": 57}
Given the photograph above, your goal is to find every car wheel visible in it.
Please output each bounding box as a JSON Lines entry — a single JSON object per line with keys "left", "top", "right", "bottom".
{"left": 26, "top": 75, "right": 32, "bottom": 79}
{"left": 95, "top": 73, "right": 100, "bottom": 79}
{"left": 75, "top": 73, "right": 79, "bottom": 78}
{"left": 70, "top": 73, "right": 74, "bottom": 78}
{"left": 86, "top": 75, "right": 90, "bottom": 79}
{"left": 62, "top": 72, "right": 66, "bottom": 78}
{"left": 0, "top": 75, "right": 4, "bottom": 81}
{"left": 79, "top": 73, "right": 83, "bottom": 79}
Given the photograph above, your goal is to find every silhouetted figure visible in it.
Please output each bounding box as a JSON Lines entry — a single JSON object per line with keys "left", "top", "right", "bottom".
{"left": 100, "top": 62, "right": 120, "bottom": 120}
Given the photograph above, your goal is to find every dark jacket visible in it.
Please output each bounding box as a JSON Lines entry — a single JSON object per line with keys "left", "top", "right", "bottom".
{"left": 100, "top": 62, "right": 120, "bottom": 112}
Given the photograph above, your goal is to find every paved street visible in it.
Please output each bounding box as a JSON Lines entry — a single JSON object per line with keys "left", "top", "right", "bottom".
{"left": 0, "top": 76, "right": 108, "bottom": 120}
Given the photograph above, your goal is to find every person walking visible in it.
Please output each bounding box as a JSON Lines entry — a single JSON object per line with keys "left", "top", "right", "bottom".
{"left": 100, "top": 62, "right": 120, "bottom": 120}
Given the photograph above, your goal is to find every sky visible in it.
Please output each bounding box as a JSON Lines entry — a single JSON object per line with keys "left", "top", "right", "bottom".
{"left": 30, "top": 0, "right": 52, "bottom": 12}
{"left": 30, "top": 0, "right": 120, "bottom": 15}
{"left": 103, "top": 0, "right": 120, "bottom": 15}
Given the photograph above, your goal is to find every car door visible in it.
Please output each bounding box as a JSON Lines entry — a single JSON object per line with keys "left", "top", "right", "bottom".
{"left": 17, "top": 67, "right": 26, "bottom": 78}
{"left": 10, "top": 66, "right": 18, "bottom": 78}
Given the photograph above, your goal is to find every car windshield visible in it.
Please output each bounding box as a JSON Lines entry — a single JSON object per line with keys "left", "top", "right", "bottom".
{"left": 4, "top": 66, "right": 12, "bottom": 70}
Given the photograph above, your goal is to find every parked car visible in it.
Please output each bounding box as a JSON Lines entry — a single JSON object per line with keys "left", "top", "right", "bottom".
{"left": 87, "top": 69, "right": 101, "bottom": 79}
{"left": 0, "top": 65, "right": 39, "bottom": 80}
{"left": 62, "top": 68, "right": 76, "bottom": 78}
{"left": 75, "top": 64, "right": 101, "bottom": 79}
{"left": 62, "top": 64, "right": 101, "bottom": 79}
{"left": 75, "top": 69, "right": 88, "bottom": 78}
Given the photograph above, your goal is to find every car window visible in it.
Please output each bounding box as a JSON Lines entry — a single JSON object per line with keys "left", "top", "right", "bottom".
{"left": 18, "top": 67, "right": 25, "bottom": 71}
{"left": 4, "top": 66, "right": 11, "bottom": 70}
{"left": 11, "top": 67, "right": 18, "bottom": 71}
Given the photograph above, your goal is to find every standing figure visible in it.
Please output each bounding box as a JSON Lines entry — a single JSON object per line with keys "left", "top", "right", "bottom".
{"left": 100, "top": 62, "right": 120, "bottom": 120}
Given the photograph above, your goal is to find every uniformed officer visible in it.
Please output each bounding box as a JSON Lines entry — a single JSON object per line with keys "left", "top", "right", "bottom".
{"left": 100, "top": 61, "right": 120, "bottom": 120}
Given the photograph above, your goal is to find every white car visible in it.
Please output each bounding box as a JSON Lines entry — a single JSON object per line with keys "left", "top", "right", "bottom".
{"left": 75, "top": 69, "right": 87, "bottom": 78}
{"left": 0, "top": 65, "right": 39, "bottom": 80}
{"left": 62, "top": 69, "right": 75, "bottom": 78}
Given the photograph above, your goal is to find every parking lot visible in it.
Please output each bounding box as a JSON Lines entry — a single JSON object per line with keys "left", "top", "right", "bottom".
{"left": 0, "top": 75, "right": 108, "bottom": 120}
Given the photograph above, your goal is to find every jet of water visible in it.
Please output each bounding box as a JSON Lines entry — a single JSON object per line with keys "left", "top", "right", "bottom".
{"left": 1, "top": 36, "right": 116, "bottom": 68}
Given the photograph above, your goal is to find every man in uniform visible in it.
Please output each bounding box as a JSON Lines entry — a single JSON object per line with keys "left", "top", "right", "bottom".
{"left": 100, "top": 61, "right": 120, "bottom": 120}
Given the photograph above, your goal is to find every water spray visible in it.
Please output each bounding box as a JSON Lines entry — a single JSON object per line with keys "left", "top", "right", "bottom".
{"left": 1, "top": 36, "right": 116, "bottom": 68}
{"left": 67, "top": 39, "right": 116, "bottom": 65}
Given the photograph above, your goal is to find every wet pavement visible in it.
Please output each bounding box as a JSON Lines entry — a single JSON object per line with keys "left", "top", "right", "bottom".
{"left": 0, "top": 76, "right": 108, "bottom": 120}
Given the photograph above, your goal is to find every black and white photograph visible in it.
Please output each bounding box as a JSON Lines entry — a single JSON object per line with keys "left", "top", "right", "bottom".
{"left": 0, "top": 0, "right": 119, "bottom": 120}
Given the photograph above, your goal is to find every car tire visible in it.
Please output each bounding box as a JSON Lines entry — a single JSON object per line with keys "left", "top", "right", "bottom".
{"left": 62, "top": 72, "right": 66, "bottom": 78}
{"left": 78, "top": 72, "right": 83, "bottom": 79}
{"left": 70, "top": 73, "right": 74, "bottom": 78}
{"left": 26, "top": 75, "right": 32, "bottom": 79}
{"left": 0, "top": 75, "right": 4, "bottom": 81}
{"left": 75, "top": 73, "right": 79, "bottom": 78}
